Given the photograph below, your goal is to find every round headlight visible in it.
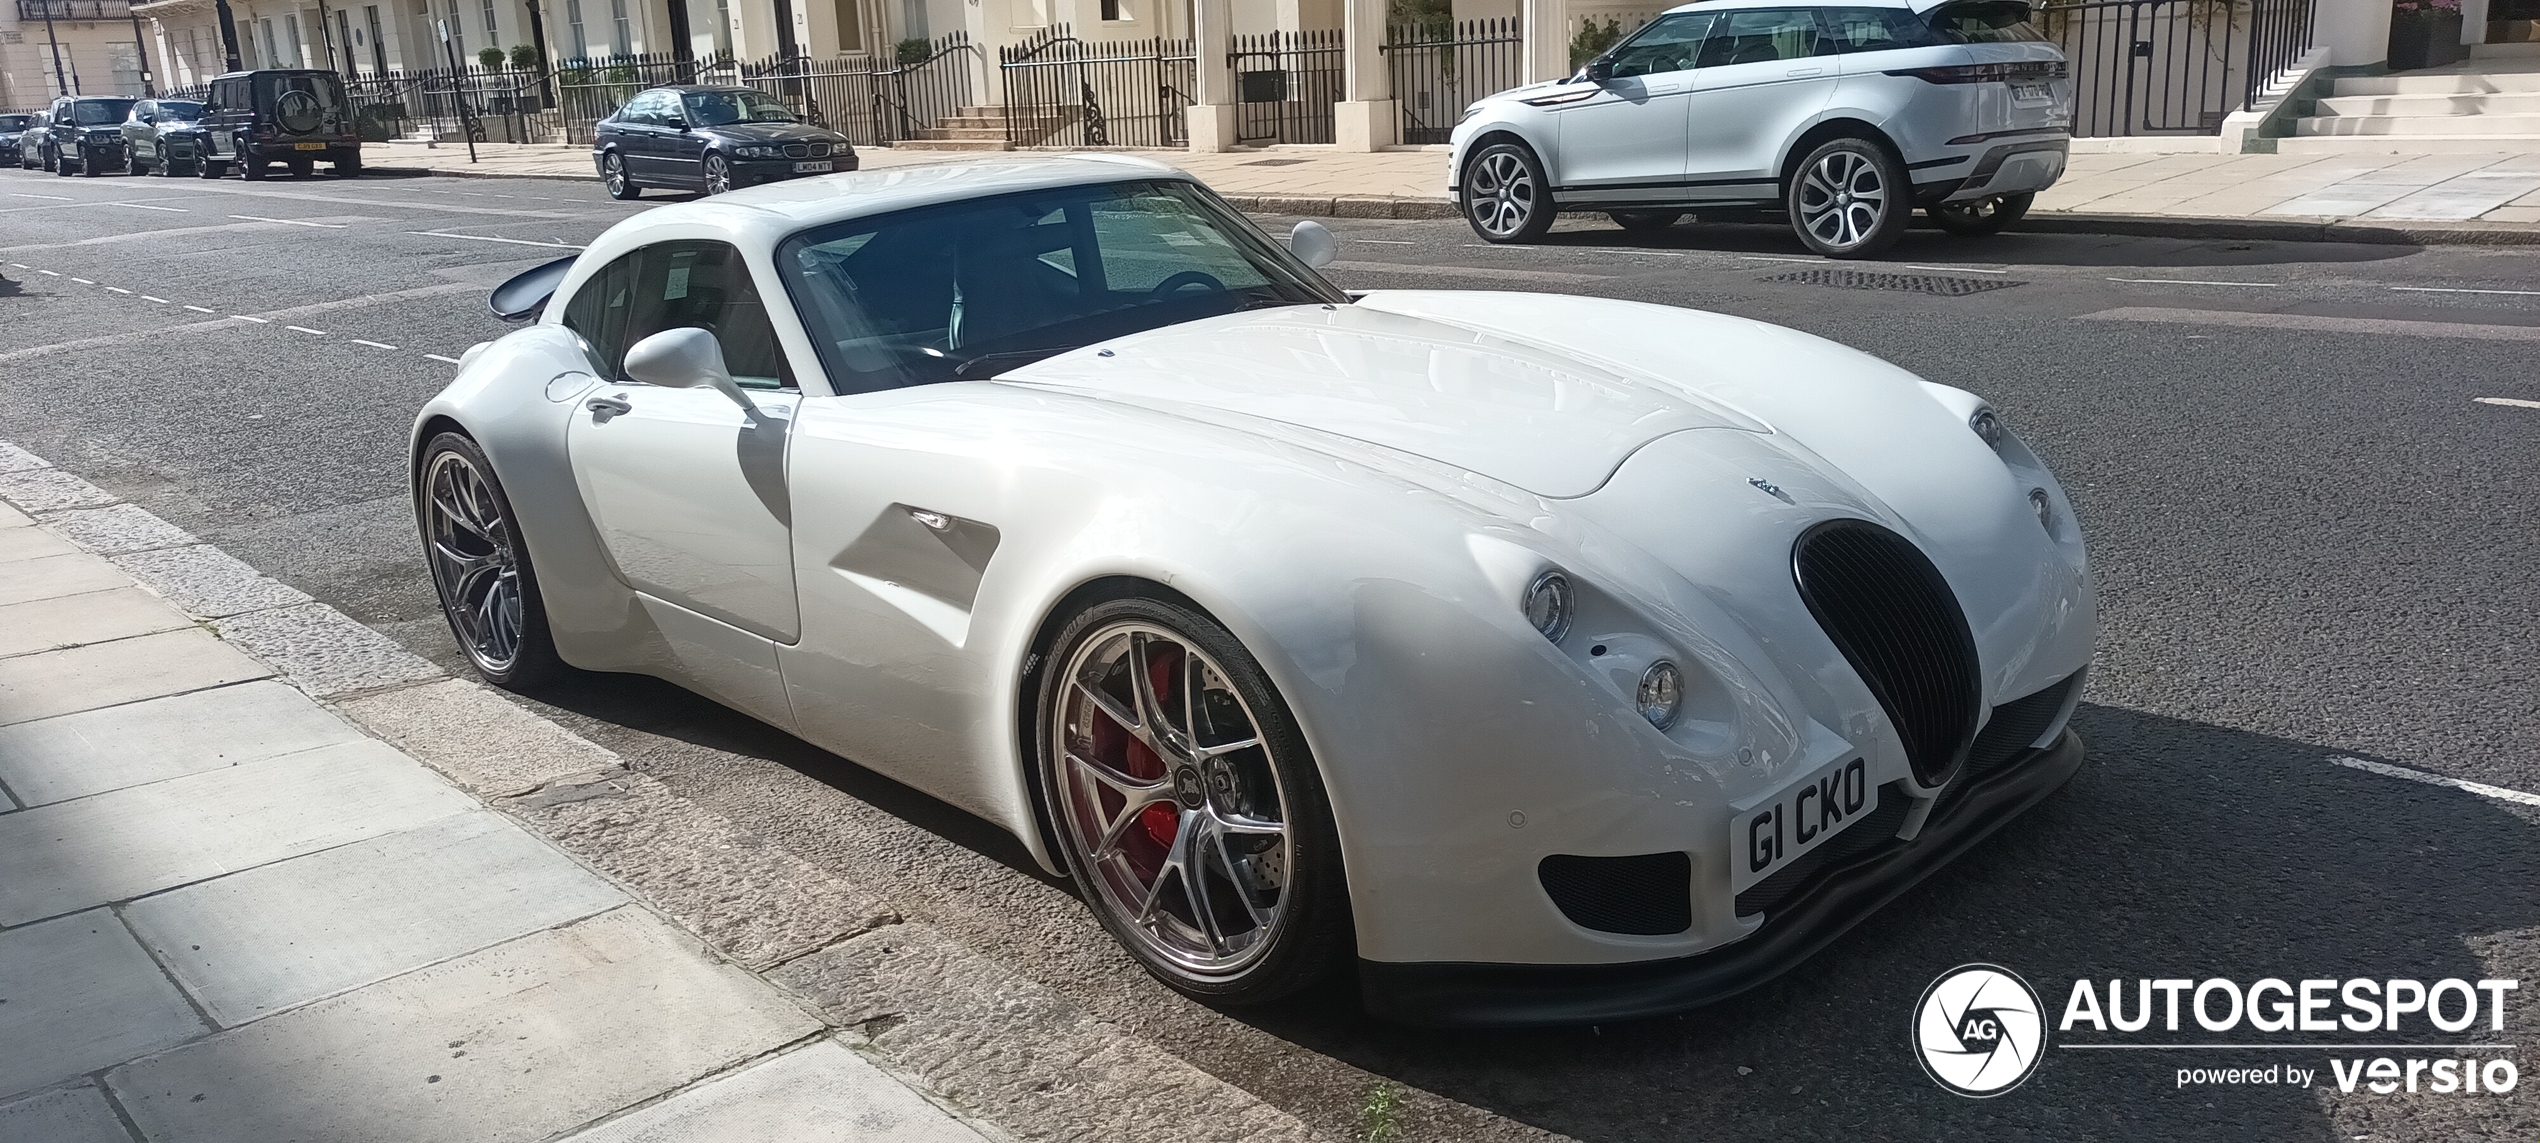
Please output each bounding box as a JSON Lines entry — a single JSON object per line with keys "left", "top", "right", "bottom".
{"left": 1522, "top": 570, "right": 1573, "bottom": 644}
{"left": 1637, "top": 661, "right": 1682, "bottom": 729}
{"left": 2029, "top": 487, "right": 2055, "bottom": 532}
{"left": 1969, "top": 407, "right": 2006, "bottom": 448}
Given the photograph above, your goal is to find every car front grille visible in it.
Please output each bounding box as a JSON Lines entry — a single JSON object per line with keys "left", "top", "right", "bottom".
{"left": 1538, "top": 852, "right": 1692, "bottom": 935}
{"left": 781, "top": 142, "right": 830, "bottom": 159}
{"left": 1793, "top": 519, "right": 1981, "bottom": 787}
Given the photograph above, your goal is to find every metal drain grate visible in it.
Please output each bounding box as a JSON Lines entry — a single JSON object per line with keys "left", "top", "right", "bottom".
{"left": 1762, "top": 268, "right": 2023, "bottom": 296}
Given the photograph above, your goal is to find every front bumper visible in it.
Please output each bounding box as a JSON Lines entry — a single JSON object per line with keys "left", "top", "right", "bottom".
{"left": 732, "top": 151, "right": 858, "bottom": 185}
{"left": 1359, "top": 728, "right": 2085, "bottom": 1027}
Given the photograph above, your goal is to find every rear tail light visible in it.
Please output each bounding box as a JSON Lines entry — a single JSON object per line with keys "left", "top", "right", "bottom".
{"left": 1885, "top": 61, "right": 2067, "bottom": 83}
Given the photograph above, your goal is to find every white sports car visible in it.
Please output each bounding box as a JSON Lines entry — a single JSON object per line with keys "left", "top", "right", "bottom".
{"left": 412, "top": 156, "right": 2094, "bottom": 1026}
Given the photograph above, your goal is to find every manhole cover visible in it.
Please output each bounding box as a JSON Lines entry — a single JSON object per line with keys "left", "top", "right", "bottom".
{"left": 1763, "top": 268, "right": 2022, "bottom": 296}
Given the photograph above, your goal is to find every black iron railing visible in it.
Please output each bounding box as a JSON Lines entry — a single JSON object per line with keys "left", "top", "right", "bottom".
{"left": 1384, "top": 17, "right": 1521, "bottom": 144}
{"left": 999, "top": 26, "right": 1194, "bottom": 148}
{"left": 2043, "top": 0, "right": 2315, "bottom": 136}
{"left": 17, "top": 0, "right": 130, "bottom": 19}
{"left": 1229, "top": 28, "right": 1341, "bottom": 145}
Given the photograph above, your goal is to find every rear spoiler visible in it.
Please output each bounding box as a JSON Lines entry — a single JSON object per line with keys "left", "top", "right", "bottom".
{"left": 489, "top": 254, "right": 578, "bottom": 322}
{"left": 1908, "top": 0, "right": 2030, "bottom": 15}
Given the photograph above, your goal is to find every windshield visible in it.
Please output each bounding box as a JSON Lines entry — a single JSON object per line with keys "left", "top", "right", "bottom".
{"left": 778, "top": 179, "right": 1345, "bottom": 393}
{"left": 0, "top": 116, "right": 29, "bottom": 131}
{"left": 71, "top": 100, "right": 136, "bottom": 126}
{"left": 156, "top": 101, "right": 205, "bottom": 120}
{"left": 684, "top": 90, "right": 797, "bottom": 126}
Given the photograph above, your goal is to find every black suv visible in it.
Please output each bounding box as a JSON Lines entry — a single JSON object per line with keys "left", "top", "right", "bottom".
{"left": 46, "top": 96, "right": 138, "bottom": 176}
{"left": 0, "top": 114, "right": 34, "bottom": 166}
{"left": 199, "top": 69, "right": 361, "bottom": 179}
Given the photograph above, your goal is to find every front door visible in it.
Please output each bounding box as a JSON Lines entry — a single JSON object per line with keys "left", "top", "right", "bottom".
{"left": 1551, "top": 11, "right": 1716, "bottom": 199}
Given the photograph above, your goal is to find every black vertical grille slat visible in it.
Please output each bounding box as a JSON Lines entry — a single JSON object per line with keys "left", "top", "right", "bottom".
{"left": 1793, "top": 521, "right": 1983, "bottom": 787}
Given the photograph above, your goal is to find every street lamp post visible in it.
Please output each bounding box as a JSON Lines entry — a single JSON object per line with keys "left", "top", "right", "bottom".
{"left": 438, "top": 18, "right": 480, "bottom": 162}
{"left": 127, "top": 4, "right": 156, "bottom": 96}
{"left": 42, "top": 1, "right": 70, "bottom": 95}
{"left": 214, "top": 0, "right": 243, "bottom": 70}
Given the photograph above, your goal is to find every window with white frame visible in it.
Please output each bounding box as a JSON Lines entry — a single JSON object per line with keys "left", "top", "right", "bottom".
{"left": 566, "top": 0, "right": 587, "bottom": 57}
{"left": 285, "top": 14, "right": 303, "bottom": 65}
{"left": 609, "top": 0, "right": 629, "bottom": 55}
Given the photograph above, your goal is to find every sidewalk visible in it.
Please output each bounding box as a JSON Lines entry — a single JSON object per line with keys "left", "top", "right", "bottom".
{"left": 366, "top": 137, "right": 2540, "bottom": 241}
{"left": 0, "top": 444, "right": 992, "bottom": 1142}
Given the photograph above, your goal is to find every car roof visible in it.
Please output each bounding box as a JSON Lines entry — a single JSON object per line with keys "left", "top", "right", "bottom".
{"left": 612, "top": 154, "right": 1191, "bottom": 241}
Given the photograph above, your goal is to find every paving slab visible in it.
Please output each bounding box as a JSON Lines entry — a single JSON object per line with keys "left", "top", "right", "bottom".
{"left": 561, "top": 1040, "right": 987, "bottom": 1143}
{"left": 0, "top": 628, "right": 271, "bottom": 728}
{"left": 339, "top": 678, "right": 623, "bottom": 795}
{"left": 0, "top": 740, "right": 476, "bottom": 926}
{"left": 0, "top": 911, "right": 206, "bottom": 1101}
{"left": 213, "top": 602, "right": 445, "bottom": 697}
{"left": 0, "top": 526, "right": 77, "bottom": 563}
{"left": 0, "top": 502, "right": 26, "bottom": 529}
{"left": 0, "top": 550, "right": 127, "bottom": 607}
{"left": 0, "top": 1083, "right": 135, "bottom": 1143}
{"left": 0, "top": 587, "right": 194, "bottom": 659}
{"left": 124, "top": 810, "right": 628, "bottom": 1027}
{"left": 108, "top": 545, "right": 311, "bottom": 618}
{"left": 0, "top": 680, "right": 365, "bottom": 806}
{"left": 108, "top": 907, "right": 824, "bottom": 1143}
{"left": 38, "top": 504, "right": 199, "bottom": 555}
{"left": 0, "top": 468, "right": 116, "bottom": 512}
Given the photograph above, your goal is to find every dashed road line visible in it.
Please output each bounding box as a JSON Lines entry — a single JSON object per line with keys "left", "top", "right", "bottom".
{"left": 36, "top": 269, "right": 59, "bottom": 276}
{"left": 2333, "top": 756, "right": 2540, "bottom": 808}
{"left": 2391, "top": 286, "right": 2540, "bottom": 297}
{"left": 9, "top": 193, "right": 71, "bottom": 200}
{"left": 69, "top": 277, "right": 92, "bottom": 284}
{"left": 183, "top": 305, "right": 215, "bottom": 313}
{"left": 285, "top": 326, "right": 327, "bottom": 336}
{"left": 351, "top": 339, "right": 398, "bottom": 350}
{"left": 424, "top": 353, "right": 463, "bottom": 364}
{"left": 231, "top": 315, "right": 270, "bottom": 323}
{"left": 230, "top": 214, "right": 349, "bottom": 228}
{"left": 108, "top": 202, "right": 188, "bottom": 212}
{"left": 1907, "top": 264, "right": 2010, "bottom": 274}
{"left": 410, "top": 231, "right": 587, "bottom": 249}
{"left": 2108, "top": 277, "right": 2278, "bottom": 287}
{"left": 104, "top": 286, "right": 130, "bottom": 294}
{"left": 141, "top": 295, "right": 169, "bottom": 303}
{"left": 2476, "top": 396, "right": 2540, "bottom": 409}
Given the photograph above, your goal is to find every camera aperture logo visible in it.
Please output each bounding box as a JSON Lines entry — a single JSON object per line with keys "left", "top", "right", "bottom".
{"left": 1914, "top": 964, "right": 2047, "bottom": 1097}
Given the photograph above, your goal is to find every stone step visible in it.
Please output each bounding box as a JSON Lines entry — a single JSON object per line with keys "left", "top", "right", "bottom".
{"left": 2470, "top": 41, "right": 2540, "bottom": 59}
{"left": 2296, "top": 111, "right": 2540, "bottom": 135}
{"left": 2315, "top": 91, "right": 2540, "bottom": 115}
{"left": 2333, "top": 70, "right": 2540, "bottom": 96}
{"left": 890, "top": 137, "right": 1014, "bottom": 151}
{"left": 2275, "top": 132, "right": 2540, "bottom": 154}
{"left": 923, "top": 126, "right": 1012, "bottom": 139}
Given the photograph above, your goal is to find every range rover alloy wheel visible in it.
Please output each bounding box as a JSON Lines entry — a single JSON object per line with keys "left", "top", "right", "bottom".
{"left": 1037, "top": 598, "right": 1351, "bottom": 1003}
{"left": 417, "top": 433, "right": 562, "bottom": 689}
{"left": 1462, "top": 141, "right": 1555, "bottom": 244}
{"left": 1789, "top": 137, "right": 1910, "bottom": 259}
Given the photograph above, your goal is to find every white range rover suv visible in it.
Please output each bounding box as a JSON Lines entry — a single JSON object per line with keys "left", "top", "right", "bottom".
{"left": 1448, "top": 0, "right": 2073, "bottom": 257}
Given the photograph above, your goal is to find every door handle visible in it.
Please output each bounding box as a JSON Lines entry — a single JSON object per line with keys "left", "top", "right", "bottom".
{"left": 586, "top": 394, "right": 632, "bottom": 421}
{"left": 1787, "top": 66, "right": 1824, "bottom": 77}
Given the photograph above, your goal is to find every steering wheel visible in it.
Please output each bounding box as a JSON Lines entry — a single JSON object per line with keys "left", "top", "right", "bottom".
{"left": 1149, "top": 270, "right": 1226, "bottom": 296}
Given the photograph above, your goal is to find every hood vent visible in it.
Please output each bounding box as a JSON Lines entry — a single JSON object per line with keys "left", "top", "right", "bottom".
{"left": 1793, "top": 520, "right": 1981, "bottom": 787}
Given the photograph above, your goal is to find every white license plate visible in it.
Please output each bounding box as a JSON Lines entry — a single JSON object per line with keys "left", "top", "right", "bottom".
{"left": 1729, "top": 755, "right": 1879, "bottom": 895}
{"left": 293, "top": 142, "right": 328, "bottom": 151}
{"left": 792, "top": 160, "right": 831, "bottom": 173}
{"left": 2010, "top": 82, "right": 2052, "bottom": 104}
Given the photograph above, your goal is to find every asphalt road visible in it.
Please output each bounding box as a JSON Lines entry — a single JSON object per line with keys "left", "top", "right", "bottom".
{"left": 3, "top": 164, "right": 2535, "bottom": 1143}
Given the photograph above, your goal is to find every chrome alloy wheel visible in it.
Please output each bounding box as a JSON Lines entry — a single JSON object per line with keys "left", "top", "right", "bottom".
{"left": 1797, "top": 149, "right": 1889, "bottom": 253}
{"left": 603, "top": 153, "right": 628, "bottom": 196}
{"left": 703, "top": 154, "right": 733, "bottom": 195}
{"left": 1051, "top": 621, "right": 1293, "bottom": 977}
{"left": 1466, "top": 149, "right": 1538, "bottom": 240}
{"left": 422, "top": 450, "right": 526, "bottom": 675}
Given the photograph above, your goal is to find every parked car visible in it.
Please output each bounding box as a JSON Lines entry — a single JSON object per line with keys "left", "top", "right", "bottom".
{"left": 414, "top": 156, "right": 2094, "bottom": 1025}
{"left": 13, "top": 111, "right": 49, "bottom": 169}
{"left": 198, "top": 69, "right": 361, "bottom": 179}
{"left": 0, "top": 114, "right": 34, "bottom": 166}
{"left": 120, "top": 98, "right": 209, "bottom": 176}
{"left": 592, "top": 85, "right": 856, "bottom": 200}
{"left": 1450, "top": 0, "right": 2073, "bottom": 256}
{"left": 45, "top": 95, "right": 138, "bottom": 177}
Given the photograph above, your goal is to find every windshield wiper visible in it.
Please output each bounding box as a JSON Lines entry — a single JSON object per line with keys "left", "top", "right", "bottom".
{"left": 946, "top": 346, "right": 1082, "bottom": 378}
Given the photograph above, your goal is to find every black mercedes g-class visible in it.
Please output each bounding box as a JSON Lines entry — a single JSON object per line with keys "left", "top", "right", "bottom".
{"left": 198, "top": 69, "right": 362, "bottom": 179}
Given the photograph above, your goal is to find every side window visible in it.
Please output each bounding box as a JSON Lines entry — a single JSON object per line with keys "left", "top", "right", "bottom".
{"left": 562, "top": 250, "right": 640, "bottom": 379}
{"left": 618, "top": 241, "right": 797, "bottom": 390}
{"left": 1821, "top": 7, "right": 1947, "bottom": 51}
{"left": 1605, "top": 13, "right": 1715, "bottom": 78}
{"left": 1696, "top": 9, "right": 1830, "bottom": 67}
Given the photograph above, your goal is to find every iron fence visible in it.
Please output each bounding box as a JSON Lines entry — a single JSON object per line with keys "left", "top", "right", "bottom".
{"left": 998, "top": 26, "right": 1194, "bottom": 148}
{"left": 16, "top": 0, "right": 130, "bottom": 19}
{"left": 1383, "top": 17, "right": 1521, "bottom": 145}
{"left": 1229, "top": 28, "right": 1341, "bottom": 145}
{"left": 2044, "top": 0, "right": 2314, "bottom": 136}
{"left": 738, "top": 35, "right": 981, "bottom": 148}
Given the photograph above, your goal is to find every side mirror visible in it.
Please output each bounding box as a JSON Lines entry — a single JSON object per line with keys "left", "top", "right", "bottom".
{"left": 1289, "top": 219, "right": 1337, "bottom": 270}
{"left": 1584, "top": 58, "right": 1616, "bottom": 83}
{"left": 623, "top": 327, "right": 764, "bottom": 422}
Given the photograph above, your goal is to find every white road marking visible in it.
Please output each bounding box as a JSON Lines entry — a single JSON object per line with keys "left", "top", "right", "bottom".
{"left": 69, "top": 278, "right": 92, "bottom": 284}
{"left": 351, "top": 339, "right": 398, "bottom": 350}
{"left": 229, "top": 214, "right": 349, "bottom": 228}
{"left": 2332, "top": 756, "right": 2540, "bottom": 808}
{"left": 411, "top": 231, "right": 586, "bottom": 249}
{"left": 2476, "top": 396, "right": 2540, "bottom": 409}
{"left": 423, "top": 353, "right": 463, "bottom": 364}
{"left": 2107, "top": 277, "right": 2278, "bottom": 287}
{"left": 104, "top": 286, "right": 130, "bottom": 294}
{"left": 1906, "top": 264, "right": 2010, "bottom": 274}
{"left": 184, "top": 305, "right": 215, "bottom": 313}
{"left": 2078, "top": 306, "right": 2540, "bottom": 342}
{"left": 1326, "top": 260, "right": 1613, "bottom": 284}
{"left": 1353, "top": 239, "right": 1417, "bottom": 244}
{"left": 108, "top": 202, "right": 188, "bottom": 212}
{"left": 7, "top": 263, "right": 26, "bottom": 268}
{"left": 9, "top": 193, "right": 72, "bottom": 200}
{"left": 2390, "top": 285, "right": 2540, "bottom": 297}
{"left": 285, "top": 326, "right": 327, "bottom": 336}
{"left": 231, "top": 315, "right": 270, "bottom": 323}
{"left": 36, "top": 269, "right": 58, "bottom": 276}
{"left": 140, "top": 295, "right": 169, "bottom": 303}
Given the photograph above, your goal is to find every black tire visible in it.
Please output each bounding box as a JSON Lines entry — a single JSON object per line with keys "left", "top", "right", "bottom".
{"left": 602, "top": 151, "right": 640, "bottom": 200}
{"left": 1035, "top": 594, "right": 1353, "bottom": 1005}
{"left": 128, "top": 151, "right": 148, "bottom": 176}
{"left": 1460, "top": 139, "right": 1555, "bottom": 244}
{"left": 287, "top": 156, "right": 314, "bottom": 178}
{"left": 199, "top": 157, "right": 226, "bottom": 179}
{"left": 1928, "top": 191, "right": 2034, "bottom": 237}
{"left": 415, "top": 432, "right": 566, "bottom": 690}
{"left": 335, "top": 154, "right": 362, "bottom": 178}
{"left": 702, "top": 153, "right": 733, "bottom": 195}
{"left": 241, "top": 146, "right": 266, "bottom": 180}
{"left": 57, "top": 149, "right": 77, "bottom": 176}
{"left": 1786, "top": 135, "right": 1911, "bottom": 259}
{"left": 41, "top": 145, "right": 57, "bottom": 172}
{"left": 1608, "top": 210, "right": 1682, "bottom": 233}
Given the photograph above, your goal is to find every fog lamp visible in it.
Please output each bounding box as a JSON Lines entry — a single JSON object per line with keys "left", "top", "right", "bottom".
{"left": 1523, "top": 570, "right": 1573, "bottom": 644}
{"left": 1637, "top": 661, "right": 1682, "bottom": 730}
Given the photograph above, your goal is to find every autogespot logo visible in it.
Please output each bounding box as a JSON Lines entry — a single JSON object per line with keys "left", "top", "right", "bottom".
{"left": 1914, "top": 964, "right": 2048, "bottom": 1097}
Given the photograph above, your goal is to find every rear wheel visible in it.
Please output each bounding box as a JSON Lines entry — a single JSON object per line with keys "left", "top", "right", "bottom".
{"left": 1609, "top": 210, "right": 1682, "bottom": 233}
{"left": 335, "top": 153, "right": 362, "bottom": 178}
{"left": 1787, "top": 136, "right": 1910, "bottom": 259}
{"left": 241, "top": 151, "right": 266, "bottom": 180}
{"left": 602, "top": 152, "right": 640, "bottom": 200}
{"left": 1461, "top": 140, "right": 1555, "bottom": 244}
{"left": 417, "top": 432, "right": 565, "bottom": 690}
{"left": 199, "top": 154, "right": 225, "bottom": 178}
{"left": 1928, "top": 192, "right": 2033, "bottom": 237}
{"left": 287, "top": 156, "right": 314, "bottom": 178}
{"left": 1037, "top": 596, "right": 1352, "bottom": 1005}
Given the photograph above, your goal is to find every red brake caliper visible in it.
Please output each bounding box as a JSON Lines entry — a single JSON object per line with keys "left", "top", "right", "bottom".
{"left": 1135, "top": 643, "right": 1182, "bottom": 850}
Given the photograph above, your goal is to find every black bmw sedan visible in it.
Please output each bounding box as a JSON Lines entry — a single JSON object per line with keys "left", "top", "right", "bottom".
{"left": 592, "top": 86, "right": 857, "bottom": 200}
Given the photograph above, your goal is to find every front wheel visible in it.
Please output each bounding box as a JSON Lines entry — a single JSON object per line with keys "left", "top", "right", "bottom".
{"left": 702, "top": 153, "right": 733, "bottom": 195}
{"left": 1461, "top": 141, "right": 1555, "bottom": 244}
{"left": 602, "top": 152, "right": 640, "bottom": 200}
{"left": 198, "top": 155, "right": 226, "bottom": 179}
{"left": 241, "top": 152, "right": 266, "bottom": 180}
{"left": 417, "top": 432, "right": 565, "bottom": 690}
{"left": 1928, "top": 192, "right": 2034, "bottom": 237}
{"left": 1037, "top": 596, "right": 1353, "bottom": 1005}
{"left": 1787, "top": 136, "right": 1910, "bottom": 259}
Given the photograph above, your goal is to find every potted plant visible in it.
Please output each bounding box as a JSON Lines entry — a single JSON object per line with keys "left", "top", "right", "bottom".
{"left": 2389, "top": 0, "right": 2469, "bottom": 71}
{"left": 477, "top": 46, "right": 506, "bottom": 69}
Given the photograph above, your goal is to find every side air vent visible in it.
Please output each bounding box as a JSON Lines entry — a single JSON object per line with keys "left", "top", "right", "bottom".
{"left": 1793, "top": 520, "right": 1982, "bottom": 788}
{"left": 1538, "top": 852, "right": 1693, "bottom": 935}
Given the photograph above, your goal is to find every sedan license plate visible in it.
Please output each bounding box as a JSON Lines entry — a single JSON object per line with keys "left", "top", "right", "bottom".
{"left": 293, "top": 142, "right": 328, "bottom": 151}
{"left": 793, "top": 160, "right": 831, "bottom": 173}
{"left": 1729, "top": 755, "right": 1879, "bottom": 894}
{"left": 2010, "top": 81, "right": 2052, "bottom": 104}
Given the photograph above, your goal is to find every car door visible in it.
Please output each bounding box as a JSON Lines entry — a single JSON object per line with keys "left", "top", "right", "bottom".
{"left": 1549, "top": 11, "right": 1715, "bottom": 200}
{"left": 611, "top": 92, "right": 668, "bottom": 179}
{"left": 561, "top": 238, "right": 805, "bottom": 726}
{"left": 123, "top": 102, "right": 153, "bottom": 162}
{"left": 1683, "top": 7, "right": 1844, "bottom": 193}
{"left": 654, "top": 93, "right": 708, "bottom": 188}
